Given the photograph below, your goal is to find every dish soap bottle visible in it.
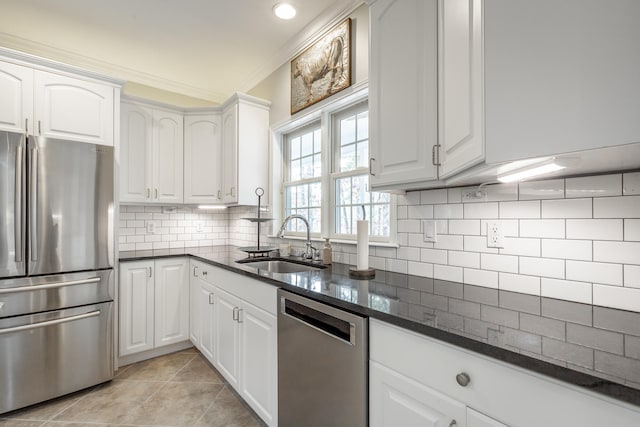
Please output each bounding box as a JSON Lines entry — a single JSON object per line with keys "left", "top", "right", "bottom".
{"left": 322, "top": 238, "right": 332, "bottom": 265}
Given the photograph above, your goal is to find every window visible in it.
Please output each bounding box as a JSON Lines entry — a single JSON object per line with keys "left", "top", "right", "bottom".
{"left": 280, "top": 93, "right": 394, "bottom": 243}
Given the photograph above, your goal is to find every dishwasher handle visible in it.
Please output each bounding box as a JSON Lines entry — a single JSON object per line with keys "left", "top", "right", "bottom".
{"left": 281, "top": 296, "right": 356, "bottom": 346}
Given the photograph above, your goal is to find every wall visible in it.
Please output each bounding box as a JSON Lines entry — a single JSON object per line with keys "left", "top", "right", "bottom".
{"left": 248, "top": 3, "right": 369, "bottom": 126}
{"left": 328, "top": 171, "right": 640, "bottom": 313}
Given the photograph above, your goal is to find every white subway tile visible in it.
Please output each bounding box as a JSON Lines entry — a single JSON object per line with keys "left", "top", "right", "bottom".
{"left": 407, "top": 205, "right": 434, "bottom": 219}
{"left": 566, "top": 219, "right": 623, "bottom": 241}
{"left": 408, "top": 261, "right": 434, "bottom": 278}
{"left": 481, "top": 253, "right": 519, "bottom": 273}
{"left": 127, "top": 235, "right": 145, "bottom": 243}
{"left": 169, "top": 241, "right": 185, "bottom": 248}
{"left": 594, "top": 196, "right": 640, "bottom": 218}
{"left": 593, "top": 284, "right": 640, "bottom": 312}
{"left": 135, "top": 242, "right": 153, "bottom": 251}
{"left": 434, "top": 234, "right": 464, "bottom": 251}
{"left": 481, "top": 220, "right": 519, "bottom": 237}
{"left": 464, "top": 236, "right": 499, "bottom": 254}
{"left": 519, "top": 256, "right": 565, "bottom": 279}
{"left": 421, "top": 189, "right": 448, "bottom": 204}
{"left": 519, "top": 179, "right": 565, "bottom": 200}
{"left": 625, "top": 219, "right": 640, "bottom": 241}
{"left": 407, "top": 233, "right": 435, "bottom": 248}
{"left": 421, "top": 248, "right": 448, "bottom": 264}
{"left": 436, "top": 220, "right": 449, "bottom": 234}
{"left": 375, "top": 247, "right": 397, "bottom": 258}
{"left": 499, "top": 273, "right": 541, "bottom": 295}
{"left": 145, "top": 235, "right": 161, "bottom": 243}
{"left": 542, "top": 198, "right": 592, "bottom": 219}
{"left": 120, "top": 213, "right": 136, "bottom": 220}
{"left": 397, "top": 191, "right": 421, "bottom": 206}
{"left": 520, "top": 219, "right": 565, "bottom": 238}
{"left": 625, "top": 265, "right": 640, "bottom": 289}
{"left": 485, "top": 183, "right": 519, "bottom": 202}
{"left": 397, "top": 247, "right": 421, "bottom": 262}
{"left": 501, "top": 237, "right": 541, "bottom": 257}
{"left": 542, "top": 239, "right": 592, "bottom": 261}
{"left": 127, "top": 206, "right": 145, "bottom": 213}
{"left": 449, "top": 220, "right": 481, "bottom": 235}
{"left": 541, "top": 278, "right": 593, "bottom": 304}
{"left": 386, "top": 258, "right": 408, "bottom": 274}
{"left": 119, "top": 243, "right": 135, "bottom": 252}
{"left": 594, "top": 241, "right": 640, "bottom": 264}
{"left": 500, "top": 200, "right": 541, "bottom": 219}
{"left": 566, "top": 174, "right": 622, "bottom": 198}
{"left": 397, "top": 206, "right": 408, "bottom": 220}
{"left": 434, "top": 264, "right": 463, "bottom": 282}
{"left": 136, "top": 212, "right": 153, "bottom": 220}
{"left": 624, "top": 171, "right": 640, "bottom": 195}
{"left": 127, "top": 220, "right": 144, "bottom": 228}
{"left": 397, "top": 220, "right": 421, "bottom": 233}
{"left": 120, "top": 228, "right": 135, "bottom": 236}
{"left": 152, "top": 242, "right": 170, "bottom": 250}
{"left": 162, "top": 234, "right": 177, "bottom": 242}
{"left": 566, "top": 260, "right": 623, "bottom": 286}
{"left": 397, "top": 232, "right": 408, "bottom": 246}
{"left": 369, "top": 257, "right": 386, "bottom": 270}
{"left": 447, "top": 187, "right": 463, "bottom": 203}
{"left": 448, "top": 251, "right": 480, "bottom": 268}
{"left": 464, "top": 268, "right": 498, "bottom": 288}
{"left": 464, "top": 202, "right": 499, "bottom": 219}
{"left": 434, "top": 204, "right": 464, "bottom": 219}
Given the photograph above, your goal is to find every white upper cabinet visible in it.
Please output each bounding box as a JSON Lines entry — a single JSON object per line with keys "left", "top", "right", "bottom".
{"left": 120, "top": 101, "right": 183, "bottom": 204}
{"left": 0, "top": 58, "right": 117, "bottom": 145}
{"left": 184, "top": 113, "right": 223, "bottom": 204}
{"left": 438, "top": 0, "right": 484, "bottom": 179}
{"left": 221, "top": 93, "right": 270, "bottom": 205}
{"left": 0, "top": 61, "right": 33, "bottom": 134}
{"left": 484, "top": 0, "right": 640, "bottom": 164}
{"left": 369, "top": 0, "right": 439, "bottom": 190}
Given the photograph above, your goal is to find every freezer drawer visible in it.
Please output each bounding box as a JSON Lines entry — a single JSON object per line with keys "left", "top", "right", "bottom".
{"left": 0, "top": 301, "right": 114, "bottom": 414}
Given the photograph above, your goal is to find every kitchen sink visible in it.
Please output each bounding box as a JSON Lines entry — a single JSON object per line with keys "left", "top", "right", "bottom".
{"left": 237, "top": 259, "right": 326, "bottom": 274}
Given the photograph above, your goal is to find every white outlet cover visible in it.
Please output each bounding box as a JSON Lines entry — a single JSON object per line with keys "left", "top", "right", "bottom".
{"left": 423, "top": 220, "right": 437, "bottom": 243}
{"left": 487, "top": 221, "right": 504, "bottom": 248}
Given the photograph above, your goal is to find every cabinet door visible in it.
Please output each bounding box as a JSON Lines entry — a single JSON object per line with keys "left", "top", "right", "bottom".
{"left": 119, "top": 261, "right": 154, "bottom": 356}
{"left": 369, "top": 0, "right": 438, "bottom": 190}
{"left": 215, "top": 288, "right": 241, "bottom": 387}
{"left": 370, "top": 361, "right": 466, "bottom": 427}
{"left": 0, "top": 61, "right": 33, "bottom": 134}
{"left": 239, "top": 302, "right": 277, "bottom": 426}
{"left": 184, "top": 114, "right": 223, "bottom": 204}
{"left": 221, "top": 105, "right": 238, "bottom": 204}
{"left": 120, "top": 103, "right": 152, "bottom": 203}
{"left": 152, "top": 110, "right": 183, "bottom": 204}
{"left": 467, "top": 408, "right": 509, "bottom": 427}
{"left": 198, "top": 280, "right": 216, "bottom": 364}
{"left": 34, "top": 70, "right": 114, "bottom": 146}
{"left": 438, "top": 0, "right": 484, "bottom": 178}
{"left": 154, "top": 258, "right": 189, "bottom": 347}
{"left": 189, "top": 272, "right": 200, "bottom": 347}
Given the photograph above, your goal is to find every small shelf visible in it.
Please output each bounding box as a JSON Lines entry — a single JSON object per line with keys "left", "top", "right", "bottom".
{"left": 241, "top": 217, "right": 274, "bottom": 223}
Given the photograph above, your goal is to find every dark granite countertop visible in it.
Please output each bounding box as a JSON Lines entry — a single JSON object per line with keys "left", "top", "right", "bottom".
{"left": 120, "top": 246, "right": 640, "bottom": 407}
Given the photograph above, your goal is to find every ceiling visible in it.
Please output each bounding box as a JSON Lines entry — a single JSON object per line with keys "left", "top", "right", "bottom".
{"left": 0, "top": 0, "right": 360, "bottom": 104}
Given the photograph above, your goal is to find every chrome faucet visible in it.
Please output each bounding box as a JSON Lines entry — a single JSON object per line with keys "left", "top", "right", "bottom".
{"left": 277, "top": 214, "right": 316, "bottom": 259}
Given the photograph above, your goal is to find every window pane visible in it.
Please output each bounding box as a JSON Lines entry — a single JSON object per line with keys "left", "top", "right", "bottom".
{"left": 309, "top": 182, "right": 322, "bottom": 206}
{"left": 300, "top": 155, "right": 313, "bottom": 179}
{"left": 313, "top": 154, "right": 322, "bottom": 177}
{"left": 357, "top": 111, "right": 368, "bottom": 140}
{"left": 314, "top": 129, "right": 322, "bottom": 153}
{"left": 352, "top": 175, "right": 367, "bottom": 205}
{"left": 290, "top": 159, "right": 301, "bottom": 181}
{"left": 301, "top": 132, "right": 314, "bottom": 156}
{"left": 341, "top": 116, "right": 356, "bottom": 145}
{"left": 337, "top": 177, "right": 352, "bottom": 205}
{"left": 296, "top": 184, "right": 308, "bottom": 208}
{"left": 336, "top": 205, "right": 351, "bottom": 234}
{"left": 290, "top": 136, "right": 300, "bottom": 159}
{"left": 308, "top": 208, "right": 321, "bottom": 233}
{"left": 340, "top": 144, "right": 356, "bottom": 172}
{"left": 372, "top": 190, "right": 390, "bottom": 204}
{"left": 356, "top": 141, "right": 369, "bottom": 169}
{"left": 371, "top": 204, "right": 390, "bottom": 236}
{"left": 286, "top": 186, "right": 296, "bottom": 210}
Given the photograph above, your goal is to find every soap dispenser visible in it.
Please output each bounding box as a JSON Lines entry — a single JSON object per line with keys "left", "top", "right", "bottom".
{"left": 322, "top": 238, "right": 332, "bottom": 265}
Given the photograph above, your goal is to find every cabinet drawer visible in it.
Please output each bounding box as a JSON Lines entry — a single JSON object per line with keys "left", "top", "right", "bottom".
{"left": 370, "top": 319, "right": 640, "bottom": 427}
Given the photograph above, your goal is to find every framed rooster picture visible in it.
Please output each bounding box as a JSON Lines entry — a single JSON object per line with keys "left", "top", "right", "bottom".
{"left": 291, "top": 18, "right": 351, "bottom": 114}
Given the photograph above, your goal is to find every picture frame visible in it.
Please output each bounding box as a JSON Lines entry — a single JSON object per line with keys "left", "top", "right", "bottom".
{"left": 290, "top": 18, "right": 351, "bottom": 115}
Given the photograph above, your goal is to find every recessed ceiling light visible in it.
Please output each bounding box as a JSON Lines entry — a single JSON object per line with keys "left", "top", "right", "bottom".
{"left": 273, "top": 3, "right": 296, "bottom": 20}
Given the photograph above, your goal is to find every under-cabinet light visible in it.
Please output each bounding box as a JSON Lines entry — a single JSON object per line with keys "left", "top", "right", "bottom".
{"left": 497, "top": 160, "right": 566, "bottom": 183}
{"left": 273, "top": 3, "right": 296, "bottom": 20}
{"left": 197, "top": 205, "right": 228, "bottom": 210}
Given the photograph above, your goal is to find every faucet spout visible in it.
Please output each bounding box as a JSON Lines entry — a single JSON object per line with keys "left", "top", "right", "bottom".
{"left": 277, "top": 214, "right": 315, "bottom": 259}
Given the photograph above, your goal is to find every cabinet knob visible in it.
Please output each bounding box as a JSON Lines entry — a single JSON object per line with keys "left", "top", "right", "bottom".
{"left": 202, "top": 270, "right": 208, "bottom": 276}
{"left": 449, "top": 420, "right": 457, "bottom": 427}
{"left": 456, "top": 372, "right": 470, "bottom": 387}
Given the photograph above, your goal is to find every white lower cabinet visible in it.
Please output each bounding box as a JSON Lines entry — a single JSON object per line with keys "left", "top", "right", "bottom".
{"left": 189, "top": 260, "right": 277, "bottom": 427}
{"left": 370, "top": 319, "right": 640, "bottom": 427}
{"left": 119, "top": 258, "right": 189, "bottom": 357}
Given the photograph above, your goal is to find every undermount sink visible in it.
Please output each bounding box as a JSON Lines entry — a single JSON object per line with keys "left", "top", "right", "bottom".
{"left": 238, "top": 259, "right": 325, "bottom": 274}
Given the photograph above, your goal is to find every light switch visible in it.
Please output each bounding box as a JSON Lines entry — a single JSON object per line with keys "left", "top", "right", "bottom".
{"left": 423, "top": 220, "right": 437, "bottom": 243}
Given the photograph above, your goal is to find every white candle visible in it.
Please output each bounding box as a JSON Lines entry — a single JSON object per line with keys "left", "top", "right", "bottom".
{"left": 356, "top": 220, "right": 369, "bottom": 270}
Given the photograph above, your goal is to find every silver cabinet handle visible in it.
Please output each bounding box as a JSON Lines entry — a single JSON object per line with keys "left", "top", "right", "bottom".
{"left": 14, "top": 142, "right": 24, "bottom": 262}
{"left": 432, "top": 144, "right": 442, "bottom": 166}
{"left": 38, "top": 120, "right": 41, "bottom": 135}
{"left": 147, "top": 188, "right": 151, "bottom": 199}
{"left": 231, "top": 187, "right": 235, "bottom": 197}
{"left": 209, "top": 293, "right": 214, "bottom": 304}
{"left": 148, "top": 267, "right": 152, "bottom": 278}
{"left": 237, "top": 308, "right": 243, "bottom": 323}
{"left": 155, "top": 189, "right": 158, "bottom": 199}
{"left": 193, "top": 265, "right": 198, "bottom": 277}
{"left": 369, "top": 157, "right": 375, "bottom": 176}
{"left": 25, "top": 118, "right": 28, "bottom": 134}
{"left": 232, "top": 307, "right": 239, "bottom": 321}
{"left": 0, "top": 277, "right": 100, "bottom": 295}
{"left": 29, "top": 144, "right": 38, "bottom": 262}
{"left": 456, "top": 372, "right": 470, "bottom": 387}
{"left": 0, "top": 310, "right": 100, "bottom": 335}
{"left": 217, "top": 190, "right": 222, "bottom": 200}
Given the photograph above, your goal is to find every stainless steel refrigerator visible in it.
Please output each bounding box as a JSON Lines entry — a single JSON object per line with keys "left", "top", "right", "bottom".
{"left": 0, "top": 130, "right": 115, "bottom": 414}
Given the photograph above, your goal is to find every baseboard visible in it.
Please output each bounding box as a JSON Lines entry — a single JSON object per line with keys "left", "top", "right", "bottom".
{"left": 118, "top": 341, "right": 195, "bottom": 367}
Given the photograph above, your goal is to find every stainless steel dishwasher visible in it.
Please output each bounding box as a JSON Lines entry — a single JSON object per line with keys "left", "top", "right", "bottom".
{"left": 278, "top": 289, "right": 368, "bottom": 427}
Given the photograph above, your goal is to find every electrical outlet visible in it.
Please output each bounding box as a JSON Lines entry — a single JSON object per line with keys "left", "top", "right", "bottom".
{"left": 423, "top": 220, "right": 437, "bottom": 243}
{"left": 146, "top": 221, "right": 155, "bottom": 234}
{"left": 196, "top": 221, "right": 204, "bottom": 233}
{"left": 462, "top": 189, "right": 487, "bottom": 202}
{"left": 487, "top": 221, "right": 504, "bottom": 248}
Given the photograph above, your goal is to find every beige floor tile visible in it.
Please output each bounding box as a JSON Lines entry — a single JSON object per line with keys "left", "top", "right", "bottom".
{"left": 52, "top": 380, "right": 161, "bottom": 424}
{"left": 195, "top": 387, "right": 263, "bottom": 427}
{"left": 172, "top": 356, "right": 226, "bottom": 384}
{"left": 42, "top": 423, "right": 117, "bottom": 427}
{"left": 0, "top": 421, "right": 44, "bottom": 427}
{"left": 1, "top": 389, "right": 89, "bottom": 422}
{"left": 116, "top": 352, "right": 197, "bottom": 381}
{"left": 121, "top": 382, "right": 224, "bottom": 427}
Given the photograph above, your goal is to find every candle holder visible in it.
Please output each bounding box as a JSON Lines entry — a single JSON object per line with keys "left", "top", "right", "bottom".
{"left": 348, "top": 266, "right": 376, "bottom": 279}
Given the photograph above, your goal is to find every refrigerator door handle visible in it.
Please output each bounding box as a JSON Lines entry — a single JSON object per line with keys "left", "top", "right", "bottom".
{"left": 0, "top": 277, "right": 101, "bottom": 295}
{"left": 15, "top": 143, "right": 23, "bottom": 263}
{"left": 29, "top": 145, "right": 38, "bottom": 262}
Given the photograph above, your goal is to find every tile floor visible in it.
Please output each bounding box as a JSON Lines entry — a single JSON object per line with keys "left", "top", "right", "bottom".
{"left": 0, "top": 348, "right": 265, "bottom": 427}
